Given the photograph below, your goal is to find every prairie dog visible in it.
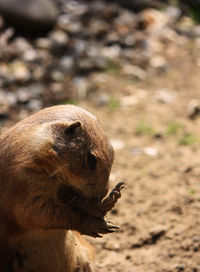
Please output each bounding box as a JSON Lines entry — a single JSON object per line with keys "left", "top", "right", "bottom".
{"left": 0, "top": 105, "right": 123, "bottom": 272}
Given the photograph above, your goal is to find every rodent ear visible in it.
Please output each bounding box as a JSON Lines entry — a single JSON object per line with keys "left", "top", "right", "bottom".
{"left": 65, "top": 121, "right": 83, "bottom": 135}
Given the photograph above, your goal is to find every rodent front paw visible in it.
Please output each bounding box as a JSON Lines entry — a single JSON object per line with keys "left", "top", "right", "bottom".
{"left": 79, "top": 215, "right": 119, "bottom": 238}
{"left": 99, "top": 182, "right": 125, "bottom": 216}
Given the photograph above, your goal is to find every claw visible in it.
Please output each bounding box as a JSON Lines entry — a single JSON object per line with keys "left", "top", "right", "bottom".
{"left": 106, "top": 223, "right": 119, "bottom": 229}
{"left": 99, "top": 182, "right": 125, "bottom": 216}
{"left": 92, "top": 233, "right": 102, "bottom": 238}
{"left": 115, "top": 182, "right": 125, "bottom": 192}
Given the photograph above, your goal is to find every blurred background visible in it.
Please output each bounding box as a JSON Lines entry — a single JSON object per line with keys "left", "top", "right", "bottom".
{"left": 1, "top": 0, "right": 200, "bottom": 271}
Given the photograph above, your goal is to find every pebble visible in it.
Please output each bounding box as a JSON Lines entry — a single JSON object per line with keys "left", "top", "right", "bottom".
{"left": 0, "top": 0, "right": 198, "bottom": 118}
{"left": 144, "top": 147, "right": 158, "bottom": 156}
{"left": 150, "top": 55, "right": 168, "bottom": 70}
{"left": 120, "top": 95, "right": 139, "bottom": 107}
{"left": 35, "top": 38, "right": 53, "bottom": 50}
{"left": 104, "top": 241, "right": 120, "bottom": 250}
{"left": 73, "top": 77, "right": 91, "bottom": 99}
{"left": 101, "top": 45, "right": 121, "bottom": 59}
{"left": 16, "top": 89, "right": 31, "bottom": 104}
{"left": 139, "top": 8, "right": 169, "bottom": 34}
{"left": 187, "top": 99, "right": 200, "bottom": 119}
{"left": 10, "top": 61, "right": 30, "bottom": 82}
{"left": 155, "top": 89, "right": 176, "bottom": 103}
{"left": 59, "top": 56, "right": 74, "bottom": 72}
{"left": 50, "top": 70, "right": 65, "bottom": 82}
{"left": 49, "top": 82, "right": 72, "bottom": 102}
{"left": 22, "top": 49, "right": 38, "bottom": 62}
{"left": 174, "top": 264, "right": 185, "bottom": 271}
{"left": 49, "top": 30, "right": 69, "bottom": 46}
{"left": 122, "top": 64, "right": 147, "bottom": 80}
{"left": 131, "top": 147, "right": 143, "bottom": 155}
{"left": 26, "top": 99, "right": 43, "bottom": 111}
{"left": 93, "top": 93, "right": 110, "bottom": 106}
{"left": 0, "top": 90, "right": 17, "bottom": 106}
{"left": 165, "top": 6, "right": 181, "bottom": 22}
{"left": 110, "top": 139, "right": 125, "bottom": 151}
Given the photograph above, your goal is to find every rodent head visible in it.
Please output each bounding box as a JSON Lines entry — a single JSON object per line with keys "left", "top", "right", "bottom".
{"left": 31, "top": 108, "right": 114, "bottom": 200}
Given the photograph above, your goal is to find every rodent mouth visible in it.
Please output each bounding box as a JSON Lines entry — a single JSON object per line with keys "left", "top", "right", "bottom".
{"left": 55, "top": 174, "right": 104, "bottom": 200}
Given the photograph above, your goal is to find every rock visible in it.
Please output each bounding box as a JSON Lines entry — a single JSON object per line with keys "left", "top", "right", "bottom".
{"left": 104, "top": 241, "right": 120, "bottom": 250}
{"left": 59, "top": 56, "right": 74, "bottom": 73}
{"left": 124, "top": 35, "right": 136, "bottom": 47}
{"left": 22, "top": 49, "right": 38, "bottom": 62}
{"left": 188, "top": 99, "right": 200, "bottom": 119}
{"left": 73, "top": 77, "right": 91, "bottom": 99}
{"left": 106, "top": 31, "right": 121, "bottom": 45}
{"left": 155, "top": 89, "right": 176, "bottom": 103}
{"left": 49, "top": 30, "right": 69, "bottom": 47}
{"left": 0, "top": 89, "right": 17, "bottom": 106}
{"left": 26, "top": 99, "right": 43, "bottom": 111}
{"left": 59, "top": 18, "right": 82, "bottom": 34}
{"left": 63, "top": 0, "right": 88, "bottom": 17}
{"left": 144, "top": 147, "right": 158, "bottom": 156}
{"left": 49, "top": 82, "right": 73, "bottom": 102}
{"left": 115, "top": 9, "right": 137, "bottom": 26}
{"left": 50, "top": 70, "right": 64, "bottom": 82}
{"left": 92, "top": 93, "right": 110, "bottom": 106}
{"left": 12, "top": 37, "right": 32, "bottom": 53}
{"left": 89, "top": 19, "right": 110, "bottom": 36}
{"left": 0, "top": 0, "right": 58, "bottom": 33}
{"left": 35, "top": 38, "right": 53, "bottom": 50}
{"left": 131, "top": 147, "right": 143, "bottom": 155}
{"left": 139, "top": 8, "right": 169, "bottom": 33}
{"left": 101, "top": 45, "right": 121, "bottom": 59}
{"left": 10, "top": 61, "right": 31, "bottom": 82}
{"left": 77, "top": 57, "right": 107, "bottom": 73}
{"left": 110, "top": 139, "right": 125, "bottom": 151}
{"left": 122, "top": 64, "right": 147, "bottom": 80}
{"left": 174, "top": 264, "right": 185, "bottom": 271}
{"left": 176, "top": 16, "right": 195, "bottom": 37}
{"left": 106, "top": 0, "right": 164, "bottom": 11}
{"left": 16, "top": 89, "right": 31, "bottom": 104}
{"left": 12, "top": 38, "right": 37, "bottom": 61}
{"left": 121, "top": 95, "right": 139, "bottom": 107}
{"left": 0, "top": 28, "right": 14, "bottom": 51}
{"left": 32, "top": 66, "right": 46, "bottom": 81}
{"left": 16, "top": 84, "right": 44, "bottom": 104}
{"left": 74, "top": 40, "right": 88, "bottom": 55}
{"left": 165, "top": 5, "right": 181, "bottom": 22}
{"left": 150, "top": 55, "right": 168, "bottom": 71}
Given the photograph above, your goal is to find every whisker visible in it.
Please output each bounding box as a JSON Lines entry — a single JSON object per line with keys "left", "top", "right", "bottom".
{"left": 49, "top": 164, "right": 69, "bottom": 178}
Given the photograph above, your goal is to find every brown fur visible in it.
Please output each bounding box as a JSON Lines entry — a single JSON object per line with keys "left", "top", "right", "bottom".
{"left": 0, "top": 105, "right": 122, "bottom": 272}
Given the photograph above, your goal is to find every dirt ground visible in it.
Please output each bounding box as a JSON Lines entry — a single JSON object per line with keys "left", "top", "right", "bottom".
{"left": 76, "top": 48, "right": 200, "bottom": 272}
{"left": 1, "top": 35, "right": 200, "bottom": 272}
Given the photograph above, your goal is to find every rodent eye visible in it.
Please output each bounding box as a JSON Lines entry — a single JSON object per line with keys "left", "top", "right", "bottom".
{"left": 88, "top": 152, "right": 97, "bottom": 170}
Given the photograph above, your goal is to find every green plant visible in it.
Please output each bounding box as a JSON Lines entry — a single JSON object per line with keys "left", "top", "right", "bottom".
{"left": 179, "top": 133, "right": 199, "bottom": 146}
{"left": 135, "top": 120, "right": 154, "bottom": 136}
{"left": 169, "top": 0, "right": 179, "bottom": 6}
{"left": 189, "top": 189, "right": 196, "bottom": 195}
{"left": 108, "top": 97, "right": 120, "bottom": 110}
{"left": 65, "top": 99, "right": 77, "bottom": 105}
{"left": 166, "top": 122, "right": 182, "bottom": 136}
{"left": 189, "top": 7, "right": 200, "bottom": 24}
{"left": 106, "top": 60, "right": 120, "bottom": 75}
